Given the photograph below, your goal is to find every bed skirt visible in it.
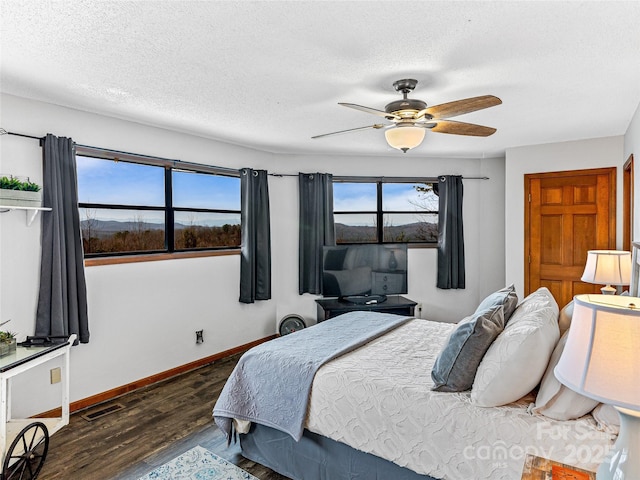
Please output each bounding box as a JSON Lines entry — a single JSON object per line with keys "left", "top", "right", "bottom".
{"left": 240, "top": 423, "right": 438, "bottom": 480}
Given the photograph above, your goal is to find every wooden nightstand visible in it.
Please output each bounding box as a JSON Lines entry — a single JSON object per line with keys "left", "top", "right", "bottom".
{"left": 521, "top": 454, "right": 595, "bottom": 479}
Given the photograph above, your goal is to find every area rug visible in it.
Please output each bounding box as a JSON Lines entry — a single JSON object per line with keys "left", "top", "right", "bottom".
{"left": 137, "top": 445, "right": 258, "bottom": 480}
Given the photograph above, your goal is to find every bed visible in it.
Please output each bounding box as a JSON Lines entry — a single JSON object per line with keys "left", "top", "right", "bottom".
{"left": 213, "top": 287, "right": 616, "bottom": 480}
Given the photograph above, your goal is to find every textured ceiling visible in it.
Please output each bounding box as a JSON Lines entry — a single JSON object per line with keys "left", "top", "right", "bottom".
{"left": 1, "top": 1, "right": 640, "bottom": 158}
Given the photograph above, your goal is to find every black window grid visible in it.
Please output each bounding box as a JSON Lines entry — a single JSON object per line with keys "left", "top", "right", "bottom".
{"left": 333, "top": 181, "right": 438, "bottom": 244}
{"left": 78, "top": 162, "right": 241, "bottom": 257}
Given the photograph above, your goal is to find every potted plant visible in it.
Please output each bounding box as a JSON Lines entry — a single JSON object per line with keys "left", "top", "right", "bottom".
{"left": 0, "top": 174, "right": 42, "bottom": 207}
{"left": 0, "top": 321, "right": 17, "bottom": 357}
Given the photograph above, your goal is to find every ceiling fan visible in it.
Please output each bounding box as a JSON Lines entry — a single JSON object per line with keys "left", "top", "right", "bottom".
{"left": 312, "top": 79, "right": 502, "bottom": 153}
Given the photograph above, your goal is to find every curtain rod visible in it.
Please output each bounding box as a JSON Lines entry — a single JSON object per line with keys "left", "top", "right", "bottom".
{"left": 1, "top": 129, "right": 489, "bottom": 180}
{"left": 273, "top": 174, "right": 489, "bottom": 181}
{"left": 74, "top": 144, "right": 239, "bottom": 176}
{"left": 0, "top": 128, "right": 44, "bottom": 141}
{"left": 332, "top": 175, "right": 490, "bottom": 181}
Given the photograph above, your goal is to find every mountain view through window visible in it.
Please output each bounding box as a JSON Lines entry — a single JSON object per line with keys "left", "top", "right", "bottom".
{"left": 333, "top": 181, "right": 438, "bottom": 244}
{"left": 77, "top": 156, "right": 241, "bottom": 256}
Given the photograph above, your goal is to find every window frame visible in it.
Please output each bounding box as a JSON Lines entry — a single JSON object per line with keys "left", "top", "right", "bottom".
{"left": 332, "top": 176, "right": 439, "bottom": 246}
{"left": 75, "top": 146, "right": 241, "bottom": 259}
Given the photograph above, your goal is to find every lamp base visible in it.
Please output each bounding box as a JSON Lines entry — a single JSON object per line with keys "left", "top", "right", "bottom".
{"left": 597, "top": 407, "right": 640, "bottom": 479}
{"left": 600, "top": 285, "right": 617, "bottom": 295}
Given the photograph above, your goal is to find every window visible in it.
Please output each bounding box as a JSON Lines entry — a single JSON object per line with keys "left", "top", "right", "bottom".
{"left": 76, "top": 153, "right": 241, "bottom": 257}
{"left": 172, "top": 170, "right": 241, "bottom": 250}
{"left": 333, "top": 180, "right": 438, "bottom": 244}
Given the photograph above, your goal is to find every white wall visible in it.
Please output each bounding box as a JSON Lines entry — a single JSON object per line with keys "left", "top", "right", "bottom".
{"left": 504, "top": 136, "right": 625, "bottom": 298}
{"left": 624, "top": 102, "right": 640, "bottom": 240}
{"left": 0, "top": 93, "right": 506, "bottom": 416}
{"left": 269, "top": 153, "right": 506, "bottom": 324}
{"left": 0, "top": 94, "right": 277, "bottom": 416}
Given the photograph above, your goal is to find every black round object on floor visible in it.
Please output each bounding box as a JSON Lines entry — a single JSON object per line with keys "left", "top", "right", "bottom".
{"left": 278, "top": 314, "right": 306, "bottom": 336}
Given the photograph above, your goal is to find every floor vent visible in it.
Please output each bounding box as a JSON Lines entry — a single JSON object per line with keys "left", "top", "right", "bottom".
{"left": 81, "top": 403, "right": 125, "bottom": 422}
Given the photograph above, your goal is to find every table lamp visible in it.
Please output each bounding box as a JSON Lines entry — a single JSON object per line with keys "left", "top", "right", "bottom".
{"left": 581, "top": 250, "right": 631, "bottom": 294}
{"left": 554, "top": 294, "right": 640, "bottom": 479}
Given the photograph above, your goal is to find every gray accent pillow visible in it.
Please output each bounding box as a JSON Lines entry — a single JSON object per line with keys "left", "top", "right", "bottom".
{"left": 431, "top": 305, "right": 505, "bottom": 392}
{"left": 475, "top": 284, "right": 518, "bottom": 322}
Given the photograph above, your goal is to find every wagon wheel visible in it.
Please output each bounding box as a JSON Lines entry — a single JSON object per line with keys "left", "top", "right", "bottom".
{"left": 2, "top": 422, "right": 49, "bottom": 480}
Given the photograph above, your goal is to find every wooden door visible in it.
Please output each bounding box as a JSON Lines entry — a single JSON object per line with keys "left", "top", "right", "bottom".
{"left": 525, "top": 168, "right": 616, "bottom": 308}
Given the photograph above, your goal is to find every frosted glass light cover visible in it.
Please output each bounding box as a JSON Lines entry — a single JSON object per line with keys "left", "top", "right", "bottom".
{"left": 384, "top": 126, "right": 425, "bottom": 151}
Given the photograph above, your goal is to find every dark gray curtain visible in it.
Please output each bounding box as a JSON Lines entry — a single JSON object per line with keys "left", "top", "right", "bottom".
{"left": 436, "top": 175, "right": 465, "bottom": 289}
{"left": 239, "top": 168, "right": 271, "bottom": 303}
{"left": 36, "top": 134, "right": 90, "bottom": 344}
{"left": 299, "top": 173, "right": 335, "bottom": 294}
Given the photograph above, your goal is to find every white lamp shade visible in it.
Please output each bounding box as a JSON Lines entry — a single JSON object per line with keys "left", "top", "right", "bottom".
{"left": 384, "top": 126, "right": 425, "bottom": 152}
{"left": 554, "top": 294, "right": 640, "bottom": 410}
{"left": 581, "top": 250, "right": 631, "bottom": 286}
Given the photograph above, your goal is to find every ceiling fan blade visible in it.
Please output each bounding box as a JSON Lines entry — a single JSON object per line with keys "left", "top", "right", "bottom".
{"left": 339, "top": 103, "right": 401, "bottom": 120}
{"left": 311, "top": 124, "right": 387, "bottom": 139}
{"left": 416, "top": 95, "right": 502, "bottom": 120}
{"left": 427, "top": 120, "right": 497, "bottom": 137}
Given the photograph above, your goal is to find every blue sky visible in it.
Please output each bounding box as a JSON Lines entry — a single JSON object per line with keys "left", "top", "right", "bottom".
{"left": 77, "top": 156, "right": 164, "bottom": 206}
{"left": 76, "top": 156, "right": 241, "bottom": 209}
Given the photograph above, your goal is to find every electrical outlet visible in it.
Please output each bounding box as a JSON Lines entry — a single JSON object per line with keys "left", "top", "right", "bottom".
{"left": 195, "top": 330, "right": 204, "bottom": 344}
{"left": 50, "top": 367, "right": 61, "bottom": 384}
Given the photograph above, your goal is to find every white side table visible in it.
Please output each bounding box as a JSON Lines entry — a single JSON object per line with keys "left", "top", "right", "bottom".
{"left": 0, "top": 334, "right": 75, "bottom": 476}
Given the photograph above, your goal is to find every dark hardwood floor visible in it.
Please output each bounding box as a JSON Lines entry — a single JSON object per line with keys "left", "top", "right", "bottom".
{"left": 38, "top": 353, "right": 290, "bottom": 480}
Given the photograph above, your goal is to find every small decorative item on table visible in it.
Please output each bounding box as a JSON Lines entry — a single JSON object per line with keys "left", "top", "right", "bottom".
{"left": 0, "top": 330, "right": 17, "bottom": 357}
{"left": 521, "top": 454, "right": 595, "bottom": 480}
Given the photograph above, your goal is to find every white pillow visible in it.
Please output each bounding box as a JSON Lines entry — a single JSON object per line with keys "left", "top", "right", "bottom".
{"left": 531, "top": 330, "right": 599, "bottom": 420}
{"left": 592, "top": 404, "right": 621, "bottom": 434}
{"left": 558, "top": 300, "right": 573, "bottom": 337}
{"left": 471, "top": 287, "right": 560, "bottom": 407}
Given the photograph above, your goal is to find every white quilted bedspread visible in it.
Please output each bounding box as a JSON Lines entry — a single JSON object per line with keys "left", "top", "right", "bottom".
{"left": 305, "top": 319, "right": 615, "bottom": 480}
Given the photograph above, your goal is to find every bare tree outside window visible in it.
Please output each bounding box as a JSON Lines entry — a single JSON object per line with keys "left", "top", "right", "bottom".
{"left": 80, "top": 207, "right": 101, "bottom": 254}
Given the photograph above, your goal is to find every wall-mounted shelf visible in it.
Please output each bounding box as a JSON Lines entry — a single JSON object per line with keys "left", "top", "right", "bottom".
{"left": 0, "top": 205, "right": 52, "bottom": 226}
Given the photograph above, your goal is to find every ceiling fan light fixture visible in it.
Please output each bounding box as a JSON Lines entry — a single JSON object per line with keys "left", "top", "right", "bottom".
{"left": 385, "top": 125, "right": 425, "bottom": 153}
{"left": 313, "top": 80, "right": 500, "bottom": 148}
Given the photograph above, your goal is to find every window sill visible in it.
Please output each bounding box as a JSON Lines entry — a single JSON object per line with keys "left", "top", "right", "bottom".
{"left": 84, "top": 249, "right": 240, "bottom": 267}
{"left": 408, "top": 243, "right": 438, "bottom": 249}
